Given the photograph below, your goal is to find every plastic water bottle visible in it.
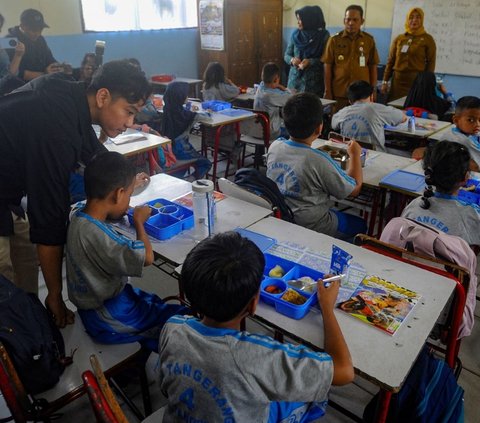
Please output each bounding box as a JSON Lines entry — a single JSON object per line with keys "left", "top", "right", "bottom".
{"left": 192, "top": 179, "right": 215, "bottom": 239}
{"left": 408, "top": 116, "right": 416, "bottom": 133}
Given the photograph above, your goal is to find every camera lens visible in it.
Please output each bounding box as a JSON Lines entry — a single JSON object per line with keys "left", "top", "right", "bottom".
{"left": 8, "top": 39, "right": 17, "bottom": 47}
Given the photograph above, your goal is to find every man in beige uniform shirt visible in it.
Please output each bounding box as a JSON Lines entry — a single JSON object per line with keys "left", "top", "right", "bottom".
{"left": 322, "top": 5, "right": 379, "bottom": 111}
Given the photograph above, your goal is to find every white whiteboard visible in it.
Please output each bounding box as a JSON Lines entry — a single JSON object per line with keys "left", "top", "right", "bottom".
{"left": 391, "top": 0, "right": 480, "bottom": 77}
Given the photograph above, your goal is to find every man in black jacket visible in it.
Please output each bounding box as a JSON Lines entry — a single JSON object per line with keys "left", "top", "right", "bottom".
{"left": 0, "top": 60, "right": 151, "bottom": 327}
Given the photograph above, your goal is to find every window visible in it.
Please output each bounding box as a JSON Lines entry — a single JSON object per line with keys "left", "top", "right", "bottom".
{"left": 80, "top": 0, "right": 198, "bottom": 32}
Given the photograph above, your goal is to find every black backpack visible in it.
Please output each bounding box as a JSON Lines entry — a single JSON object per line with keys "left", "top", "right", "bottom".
{"left": 0, "top": 275, "right": 67, "bottom": 394}
{"left": 234, "top": 168, "right": 295, "bottom": 223}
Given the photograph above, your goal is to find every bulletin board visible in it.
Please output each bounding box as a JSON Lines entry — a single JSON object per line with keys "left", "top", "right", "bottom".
{"left": 391, "top": 0, "right": 480, "bottom": 76}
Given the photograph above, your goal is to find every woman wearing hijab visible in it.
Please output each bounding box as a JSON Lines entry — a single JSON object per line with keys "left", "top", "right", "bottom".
{"left": 161, "top": 81, "right": 211, "bottom": 179}
{"left": 404, "top": 71, "right": 451, "bottom": 120}
{"left": 284, "top": 5, "right": 330, "bottom": 96}
{"left": 381, "top": 7, "right": 436, "bottom": 101}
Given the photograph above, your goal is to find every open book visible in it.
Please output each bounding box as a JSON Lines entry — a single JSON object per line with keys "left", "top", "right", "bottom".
{"left": 337, "top": 275, "right": 421, "bottom": 335}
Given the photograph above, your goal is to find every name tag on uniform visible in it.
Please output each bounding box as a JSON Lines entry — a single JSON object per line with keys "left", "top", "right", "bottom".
{"left": 401, "top": 44, "right": 409, "bottom": 53}
{"left": 359, "top": 56, "right": 366, "bottom": 67}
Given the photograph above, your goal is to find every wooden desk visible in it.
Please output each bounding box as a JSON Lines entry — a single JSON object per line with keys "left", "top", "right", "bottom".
{"left": 387, "top": 96, "right": 406, "bottom": 109}
{"left": 150, "top": 77, "right": 203, "bottom": 98}
{"left": 123, "top": 174, "right": 272, "bottom": 265}
{"left": 105, "top": 128, "right": 170, "bottom": 175}
{"left": 248, "top": 217, "right": 456, "bottom": 421}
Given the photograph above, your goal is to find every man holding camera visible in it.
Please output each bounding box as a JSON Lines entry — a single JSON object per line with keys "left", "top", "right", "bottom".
{"left": 7, "top": 9, "right": 60, "bottom": 82}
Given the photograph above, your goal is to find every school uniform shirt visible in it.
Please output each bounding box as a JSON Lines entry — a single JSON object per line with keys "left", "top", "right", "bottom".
{"left": 266, "top": 138, "right": 356, "bottom": 236}
{"left": 66, "top": 210, "right": 145, "bottom": 310}
{"left": 203, "top": 82, "right": 240, "bottom": 102}
{"left": 321, "top": 31, "right": 379, "bottom": 101}
{"left": 438, "top": 126, "right": 480, "bottom": 168}
{"left": 159, "top": 316, "right": 333, "bottom": 423}
{"left": 7, "top": 26, "right": 56, "bottom": 81}
{"left": 384, "top": 33, "right": 436, "bottom": 101}
{"left": 401, "top": 193, "right": 480, "bottom": 246}
{"left": 332, "top": 102, "right": 405, "bottom": 151}
{"left": 254, "top": 82, "right": 292, "bottom": 139}
{"left": 0, "top": 73, "right": 105, "bottom": 243}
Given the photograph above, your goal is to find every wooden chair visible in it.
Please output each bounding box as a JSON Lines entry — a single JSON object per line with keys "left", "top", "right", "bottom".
{"left": 354, "top": 234, "right": 469, "bottom": 374}
{"left": 0, "top": 312, "right": 152, "bottom": 422}
{"left": 82, "top": 355, "right": 166, "bottom": 423}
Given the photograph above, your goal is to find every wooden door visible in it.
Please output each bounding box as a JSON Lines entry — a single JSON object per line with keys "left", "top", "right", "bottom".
{"left": 256, "top": 6, "right": 283, "bottom": 76}
{"left": 225, "top": 6, "right": 257, "bottom": 86}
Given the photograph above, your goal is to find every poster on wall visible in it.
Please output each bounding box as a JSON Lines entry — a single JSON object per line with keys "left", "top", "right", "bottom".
{"left": 199, "top": 0, "right": 224, "bottom": 51}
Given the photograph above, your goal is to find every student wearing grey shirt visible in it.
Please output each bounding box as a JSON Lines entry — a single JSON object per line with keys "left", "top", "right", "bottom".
{"left": 159, "top": 232, "right": 354, "bottom": 422}
{"left": 267, "top": 92, "right": 366, "bottom": 238}
{"left": 202, "top": 61, "right": 239, "bottom": 101}
{"left": 332, "top": 80, "right": 406, "bottom": 152}
{"left": 401, "top": 141, "right": 480, "bottom": 248}
{"left": 254, "top": 62, "right": 292, "bottom": 139}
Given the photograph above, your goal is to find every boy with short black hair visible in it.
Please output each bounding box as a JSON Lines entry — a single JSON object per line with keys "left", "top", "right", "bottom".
{"left": 332, "top": 80, "right": 406, "bottom": 151}
{"left": 254, "top": 62, "right": 292, "bottom": 139}
{"left": 66, "top": 151, "right": 185, "bottom": 352}
{"left": 438, "top": 96, "right": 480, "bottom": 170}
{"left": 267, "top": 92, "right": 366, "bottom": 239}
{"left": 159, "top": 231, "right": 354, "bottom": 422}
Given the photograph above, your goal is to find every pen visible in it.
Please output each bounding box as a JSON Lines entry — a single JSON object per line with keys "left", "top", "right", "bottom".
{"left": 322, "top": 274, "right": 346, "bottom": 287}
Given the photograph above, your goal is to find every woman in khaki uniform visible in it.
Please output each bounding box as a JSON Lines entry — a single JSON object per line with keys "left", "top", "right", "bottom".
{"left": 381, "top": 8, "right": 436, "bottom": 102}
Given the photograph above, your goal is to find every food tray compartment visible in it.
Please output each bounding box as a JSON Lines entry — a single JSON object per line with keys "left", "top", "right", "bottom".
{"left": 318, "top": 145, "right": 367, "bottom": 169}
{"left": 263, "top": 254, "right": 296, "bottom": 279}
{"left": 284, "top": 264, "right": 324, "bottom": 298}
{"left": 274, "top": 288, "right": 317, "bottom": 320}
{"left": 260, "top": 278, "right": 287, "bottom": 306}
{"left": 127, "top": 198, "right": 194, "bottom": 240}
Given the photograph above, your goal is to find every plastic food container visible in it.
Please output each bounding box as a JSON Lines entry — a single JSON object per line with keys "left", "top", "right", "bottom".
{"left": 201, "top": 100, "right": 232, "bottom": 112}
{"left": 259, "top": 253, "right": 324, "bottom": 319}
{"left": 127, "top": 198, "right": 193, "bottom": 240}
{"left": 151, "top": 74, "right": 174, "bottom": 83}
{"left": 318, "top": 145, "right": 367, "bottom": 169}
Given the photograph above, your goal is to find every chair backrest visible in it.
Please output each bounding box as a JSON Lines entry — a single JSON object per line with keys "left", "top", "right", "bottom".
{"left": 0, "top": 342, "right": 30, "bottom": 423}
{"left": 218, "top": 178, "right": 272, "bottom": 210}
{"left": 88, "top": 354, "right": 129, "bottom": 423}
{"left": 235, "top": 107, "right": 271, "bottom": 144}
{"left": 82, "top": 370, "right": 122, "bottom": 423}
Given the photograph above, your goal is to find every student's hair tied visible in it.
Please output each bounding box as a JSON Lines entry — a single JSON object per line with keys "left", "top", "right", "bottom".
{"left": 424, "top": 166, "right": 435, "bottom": 186}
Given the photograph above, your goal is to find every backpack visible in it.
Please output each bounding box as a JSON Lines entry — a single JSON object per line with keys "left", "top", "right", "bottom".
{"left": 363, "top": 347, "right": 464, "bottom": 423}
{"left": 234, "top": 168, "right": 295, "bottom": 222}
{"left": 0, "top": 275, "right": 68, "bottom": 394}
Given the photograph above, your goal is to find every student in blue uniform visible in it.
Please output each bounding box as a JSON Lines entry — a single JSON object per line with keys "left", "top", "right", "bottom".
{"left": 66, "top": 152, "right": 187, "bottom": 351}
{"left": 402, "top": 141, "right": 480, "bottom": 250}
{"left": 159, "top": 231, "right": 354, "bottom": 422}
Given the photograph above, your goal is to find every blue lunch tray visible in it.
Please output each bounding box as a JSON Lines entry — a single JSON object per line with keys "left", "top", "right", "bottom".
{"left": 201, "top": 100, "right": 232, "bottom": 111}
{"left": 260, "top": 253, "right": 324, "bottom": 320}
{"left": 127, "top": 198, "right": 194, "bottom": 240}
{"left": 380, "top": 169, "right": 425, "bottom": 192}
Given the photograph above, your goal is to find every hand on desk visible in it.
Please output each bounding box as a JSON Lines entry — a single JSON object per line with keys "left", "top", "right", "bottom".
{"left": 45, "top": 294, "right": 75, "bottom": 328}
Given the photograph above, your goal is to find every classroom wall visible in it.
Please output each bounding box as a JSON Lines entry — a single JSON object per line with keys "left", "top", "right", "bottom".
{"left": 0, "top": 0, "right": 200, "bottom": 78}
{"left": 283, "top": 0, "right": 480, "bottom": 99}
{"left": 0, "top": 0, "right": 479, "bottom": 98}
